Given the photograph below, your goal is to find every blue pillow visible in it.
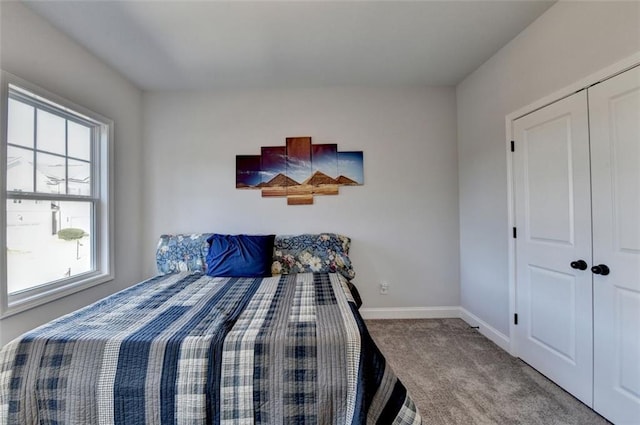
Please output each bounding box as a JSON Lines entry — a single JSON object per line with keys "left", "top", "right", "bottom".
{"left": 206, "top": 234, "right": 275, "bottom": 277}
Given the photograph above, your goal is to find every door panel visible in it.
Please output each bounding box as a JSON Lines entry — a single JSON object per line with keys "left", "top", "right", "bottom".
{"left": 611, "top": 89, "right": 640, "bottom": 253}
{"left": 528, "top": 266, "right": 577, "bottom": 361}
{"left": 514, "top": 91, "right": 593, "bottom": 406}
{"left": 617, "top": 288, "right": 640, "bottom": 399}
{"left": 590, "top": 66, "right": 640, "bottom": 424}
{"left": 526, "top": 116, "right": 574, "bottom": 244}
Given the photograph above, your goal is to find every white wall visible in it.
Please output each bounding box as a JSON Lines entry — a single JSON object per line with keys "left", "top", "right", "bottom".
{"left": 0, "top": 2, "right": 144, "bottom": 346}
{"left": 457, "top": 1, "right": 640, "bottom": 336}
{"left": 142, "top": 86, "right": 459, "bottom": 309}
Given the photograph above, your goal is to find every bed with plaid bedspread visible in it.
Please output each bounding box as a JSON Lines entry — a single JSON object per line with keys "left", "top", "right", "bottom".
{"left": 0, "top": 272, "right": 421, "bottom": 424}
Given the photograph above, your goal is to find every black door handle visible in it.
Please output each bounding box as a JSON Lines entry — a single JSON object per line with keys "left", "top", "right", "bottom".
{"left": 570, "top": 260, "right": 588, "bottom": 270}
{"left": 591, "top": 264, "right": 610, "bottom": 276}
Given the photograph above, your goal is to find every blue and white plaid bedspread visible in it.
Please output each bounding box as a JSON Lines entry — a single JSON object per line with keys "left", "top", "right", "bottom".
{"left": 0, "top": 272, "right": 421, "bottom": 424}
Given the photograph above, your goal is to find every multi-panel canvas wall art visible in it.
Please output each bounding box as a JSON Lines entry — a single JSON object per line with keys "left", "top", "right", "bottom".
{"left": 236, "top": 137, "right": 363, "bottom": 205}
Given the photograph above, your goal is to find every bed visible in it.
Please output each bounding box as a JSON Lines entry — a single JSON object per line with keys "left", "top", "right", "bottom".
{"left": 0, "top": 233, "right": 421, "bottom": 424}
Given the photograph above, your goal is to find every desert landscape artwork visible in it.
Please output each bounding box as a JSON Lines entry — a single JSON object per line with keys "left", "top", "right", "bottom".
{"left": 236, "top": 137, "right": 363, "bottom": 205}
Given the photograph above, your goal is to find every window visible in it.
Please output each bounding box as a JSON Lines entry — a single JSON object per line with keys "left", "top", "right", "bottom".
{"left": 1, "top": 72, "right": 113, "bottom": 316}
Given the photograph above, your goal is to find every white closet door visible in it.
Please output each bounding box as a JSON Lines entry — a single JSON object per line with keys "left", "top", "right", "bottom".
{"left": 513, "top": 91, "right": 593, "bottom": 406}
{"left": 590, "top": 66, "right": 640, "bottom": 424}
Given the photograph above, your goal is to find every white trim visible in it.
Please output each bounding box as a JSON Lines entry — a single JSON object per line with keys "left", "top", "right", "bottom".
{"left": 0, "top": 70, "right": 115, "bottom": 317}
{"left": 506, "top": 118, "right": 518, "bottom": 356}
{"left": 359, "top": 306, "right": 460, "bottom": 320}
{"left": 459, "top": 307, "right": 512, "bottom": 354}
{"left": 0, "top": 73, "right": 7, "bottom": 316}
{"left": 505, "top": 52, "right": 640, "bottom": 357}
{"left": 1, "top": 274, "right": 112, "bottom": 318}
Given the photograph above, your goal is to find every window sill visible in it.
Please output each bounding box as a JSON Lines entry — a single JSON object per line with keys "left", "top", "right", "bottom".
{"left": 0, "top": 272, "right": 114, "bottom": 319}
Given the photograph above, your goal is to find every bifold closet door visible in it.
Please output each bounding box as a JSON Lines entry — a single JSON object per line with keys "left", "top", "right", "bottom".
{"left": 513, "top": 91, "right": 593, "bottom": 406}
{"left": 589, "top": 66, "right": 640, "bottom": 424}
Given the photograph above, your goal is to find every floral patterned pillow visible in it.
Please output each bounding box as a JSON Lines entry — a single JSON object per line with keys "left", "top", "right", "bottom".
{"left": 156, "top": 233, "right": 212, "bottom": 275}
{"left": 271, "top": 233, "right": 355, "bottom": 280}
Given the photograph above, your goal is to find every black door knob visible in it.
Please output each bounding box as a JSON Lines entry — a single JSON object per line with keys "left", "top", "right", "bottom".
{"left": 591, "top": 264, "right": 610, "bottom": 276}
{"left": 570, "top": 260, "right": 588, "bottom": 270}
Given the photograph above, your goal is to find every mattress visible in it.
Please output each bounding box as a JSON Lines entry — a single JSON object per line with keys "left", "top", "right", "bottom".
{"left": 0, "top": 272, "right": 421, "bottom": 424}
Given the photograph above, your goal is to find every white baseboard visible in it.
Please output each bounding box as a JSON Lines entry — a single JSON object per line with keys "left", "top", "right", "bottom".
{"left": 359, "top": 306, "right": 460, "bottom": 320}
{"left": 458, "top": 307, "right": 511, "bottom": 354}
{"left": 360, "top": 306, "right": 512, "bottom": 355}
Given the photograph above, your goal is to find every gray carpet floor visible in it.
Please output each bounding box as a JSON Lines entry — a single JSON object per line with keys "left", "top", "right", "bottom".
{"left": 366, "top": 319, "right": 610, "bottom": 425}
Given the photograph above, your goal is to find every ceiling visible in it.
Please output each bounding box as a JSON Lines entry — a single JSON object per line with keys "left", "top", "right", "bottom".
{"left": 24, "top": 1, "right": 555, "bottom": 91}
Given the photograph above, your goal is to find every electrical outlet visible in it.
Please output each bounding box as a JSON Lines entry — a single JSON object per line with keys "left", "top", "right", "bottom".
{"left": 380, "top": 282, "right": 389, "bottom": 295}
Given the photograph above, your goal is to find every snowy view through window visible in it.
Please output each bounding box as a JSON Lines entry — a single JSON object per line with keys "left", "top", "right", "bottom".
{"left": 6, "top": 94, "right": 94, "bottom": 295}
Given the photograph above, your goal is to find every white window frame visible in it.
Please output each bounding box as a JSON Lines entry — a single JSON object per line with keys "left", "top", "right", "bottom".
{"left": 0, "top": 71, "right": 114, "bottom": 317}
